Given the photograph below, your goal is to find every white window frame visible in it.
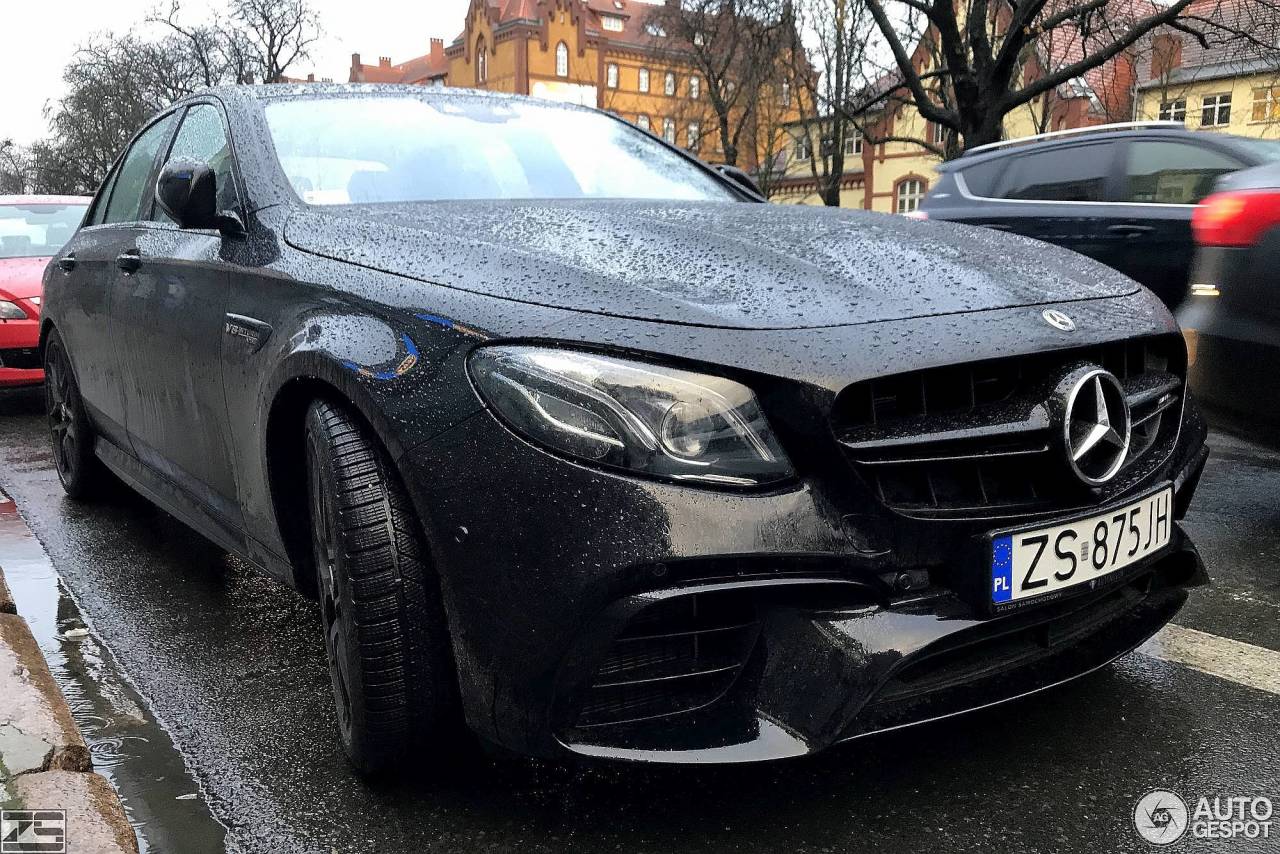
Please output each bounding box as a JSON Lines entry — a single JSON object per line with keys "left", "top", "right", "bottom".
{"left": 638, "top": 67, "right": 650, "bottom": 93}
{"left": 1159, "top": 98, "right": 1187, "bottom": 122}
{"left": 664, "top": 71, "right": 676, "bottom": 97}
{"left": 1201, "top": 93, "right": 1232, "bottom": 127}
{"left": 663, "top": 118, "right": 676, "bottom": 144}
{"left": 896, "top": 178, "right": 925, "bottom": 213}
{"left": 602, "top": 16, "right": 624, "bottom": 32}
{"left": 637, "top": 114, "right": 650, "bottom": 132}
{"left": 555, "top": 42, "right": 569, "bottom": 78}
{"left": 687, "top": 122, "right": 700, "bottom": 149}
{"left": 606, "top": 63, "right": 619, "bottom": 89}
{"left": 844, "top": 134, "right": 862, "bottom": 156}
{"left": 781, "top": 81, "right": 791, "bottom": 107}
{"left": 476, "top": 38, "right": 487, "bottom": 83}
{"left": 1251, "top": 87, "right": 1280, "bottom": 122}
{"left": 690, "top": 76, "right": 700, "bottom": 100}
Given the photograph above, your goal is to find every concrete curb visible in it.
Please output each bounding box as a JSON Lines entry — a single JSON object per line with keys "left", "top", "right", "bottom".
{"left": 0, "top": 551, "right": 139, "bottom": 852}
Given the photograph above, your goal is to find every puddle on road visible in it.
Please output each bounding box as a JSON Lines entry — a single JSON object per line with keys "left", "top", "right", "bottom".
{"left": 0, "top": 497, "right": 227, "bottom": 854}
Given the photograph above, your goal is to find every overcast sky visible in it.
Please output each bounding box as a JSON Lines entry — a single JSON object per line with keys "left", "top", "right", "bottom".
{"left": 1, "top": 0, "right": 480, "bottom": 145}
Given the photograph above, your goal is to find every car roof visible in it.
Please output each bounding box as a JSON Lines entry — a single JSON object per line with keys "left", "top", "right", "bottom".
{"left": 939, "top": 127, "right": 1254, "bottom": 172}
{"left": 0, "top": 195, "right": 92, "bottom": 206}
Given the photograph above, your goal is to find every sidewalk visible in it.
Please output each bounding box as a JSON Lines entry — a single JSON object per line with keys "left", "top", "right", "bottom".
{"left": 0, "top": 490, "right": 138, "bottom": 854}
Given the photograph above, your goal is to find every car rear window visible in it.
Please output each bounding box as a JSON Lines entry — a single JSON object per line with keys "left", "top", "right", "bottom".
{"left": 997, "top": 143, "right": 1115, "bottom": 202}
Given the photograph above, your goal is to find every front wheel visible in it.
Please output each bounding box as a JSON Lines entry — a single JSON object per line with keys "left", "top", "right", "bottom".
{"left": 44, "top": 330, "right": 109, "bottom": 499}
{"left": 305, "top": 400, "right": 460, "bottom": 776}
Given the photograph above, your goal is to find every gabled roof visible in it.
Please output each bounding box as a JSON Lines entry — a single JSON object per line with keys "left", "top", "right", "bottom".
{"left": 349, "top": 40, "right": 449, "bottom": 85}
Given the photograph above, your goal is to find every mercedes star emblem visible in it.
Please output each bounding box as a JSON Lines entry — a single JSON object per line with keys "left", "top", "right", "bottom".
{"left": 1062, "top": 368, "right": 1132, "bottom": 486}
{"left": 1042, "top": 309, "right": 1076, "bottom": 331}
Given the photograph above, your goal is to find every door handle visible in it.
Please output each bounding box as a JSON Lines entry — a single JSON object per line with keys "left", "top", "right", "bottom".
{"left": 115, "top": 250, "right": 142, "bottom": 273}
{"left": 57, "top": 253, "right": 76, "bottom": 272}
{"left": 1107, "top": 224, "right": 1154, "bottom": 236}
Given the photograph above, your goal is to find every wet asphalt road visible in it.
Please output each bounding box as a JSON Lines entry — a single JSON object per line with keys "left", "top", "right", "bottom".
{"left": 0, "top": 390, "right": 1277, "bottom": 854}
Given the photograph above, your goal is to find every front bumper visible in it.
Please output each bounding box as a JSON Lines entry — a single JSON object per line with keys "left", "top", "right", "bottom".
{"left": 0, "top": 310, "right": 43, "bottom": 388}
{"left": 402, "top": 394, "right": 1209, "bottom": 763}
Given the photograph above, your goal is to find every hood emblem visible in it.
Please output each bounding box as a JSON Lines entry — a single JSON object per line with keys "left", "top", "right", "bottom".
{"left": 1062, "top": 368, "right": 1131, "bottom": 486}
{"left": 1042, "top": 309, "right": 1076, "bottom": 331}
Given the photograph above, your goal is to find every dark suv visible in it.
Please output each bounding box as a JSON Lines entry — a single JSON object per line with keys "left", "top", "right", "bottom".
{"left": 920, "top": 123, "right": 1280, "bottom": 309}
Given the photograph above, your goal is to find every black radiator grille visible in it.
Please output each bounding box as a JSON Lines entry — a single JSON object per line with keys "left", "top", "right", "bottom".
{"left": 575, "top": 592, "right": 758, "bottom": 728}
{"left": 831, "top": 337, "right": 1185, "bottom": 520}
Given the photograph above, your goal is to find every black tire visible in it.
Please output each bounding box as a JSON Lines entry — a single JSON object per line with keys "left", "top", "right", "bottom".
{"left": 305, "top": 399, "right": 460, "bottom": 776}
{"left": 44, "top": 329, "right": 109, "bottom": 499}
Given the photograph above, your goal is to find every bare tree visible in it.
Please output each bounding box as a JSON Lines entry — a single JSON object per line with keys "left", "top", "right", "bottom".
{"left": 0, "top": 140, "right": 33, "bottom": 194}
{"left": 229, "top": 0, "right": 322, "bottom": 83}
{"left": 648, "top": 0, "right": 792, "bottom": 167}
{"left": 863, "top": 0, "right": 1276, "bottom": 151}
{"left": 150, "top": 1, "right": 258, "bottom": 86}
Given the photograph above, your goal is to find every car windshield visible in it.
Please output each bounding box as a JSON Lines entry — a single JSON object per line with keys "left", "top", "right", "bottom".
{"left": 263, "top": 96, "right": 738, "bottom": 205}
{"left": 0, "top": 204, "right": 87, "bottom": 259}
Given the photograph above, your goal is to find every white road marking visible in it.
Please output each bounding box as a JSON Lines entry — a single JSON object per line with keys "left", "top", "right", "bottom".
{"left": 1137, "top": 624, "right": 1280, "bottom": 696}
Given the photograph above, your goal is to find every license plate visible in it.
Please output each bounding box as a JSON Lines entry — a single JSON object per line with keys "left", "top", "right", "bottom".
{"left": 990, "top": 485, "right": 1173, "bottom": 606}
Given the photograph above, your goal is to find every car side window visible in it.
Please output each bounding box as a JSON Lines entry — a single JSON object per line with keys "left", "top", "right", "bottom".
{"left": 997, "top": 143, "right": 1114, "bottom": 202}
{"left": 102, "top": 114, "right": 178, "bottom": 225}
{"left": 1122, "top": 141, "right": 1244, "bottom": 205}
{"left": 157, "top": 104, "right": 239, "bottom": 224}
{"left": 85, "top": 166, "right": 121, "bottom": 227}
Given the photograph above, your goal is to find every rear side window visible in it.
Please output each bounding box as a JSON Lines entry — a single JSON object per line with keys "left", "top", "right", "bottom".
{"left": 102, "top": 114, "right": 177, "bottom": 224}
{"left": 998, "top": 143, "right": 1114, "bottom": 202}
{"left": 1122, "top": 141, "right": 1245, "bottom": 205}
{"left": 958, "top": 159, "right": 1003, "bottom": 197}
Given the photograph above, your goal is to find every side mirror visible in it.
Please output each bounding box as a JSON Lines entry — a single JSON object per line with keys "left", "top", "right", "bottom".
{"left": 155, "top": 158, "right": 230, "bottom": 231}
{"left": 714, "top": 164, "right": 764, "bottom": 200}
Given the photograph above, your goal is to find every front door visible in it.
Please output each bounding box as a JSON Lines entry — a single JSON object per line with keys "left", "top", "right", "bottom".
{"left": 115, "top": 103, "right": 245, "bottom": 538}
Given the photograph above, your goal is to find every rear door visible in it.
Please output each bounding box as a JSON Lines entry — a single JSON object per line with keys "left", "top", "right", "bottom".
{"left": 54, "top": 112, "right": 178, "bottom": 449}
{"left": 1111, "top": 138, "right": 1247, "bottom": 309}
{"left": 945, "top": 141, "right": 1124, "bottom": 268}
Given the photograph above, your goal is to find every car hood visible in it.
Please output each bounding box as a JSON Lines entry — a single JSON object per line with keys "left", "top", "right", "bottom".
{"left": 284, "top": 200, "right": 1138, "bottom": 330}
{"left": 0, "top": 256, "right": 51, "bottom": 301}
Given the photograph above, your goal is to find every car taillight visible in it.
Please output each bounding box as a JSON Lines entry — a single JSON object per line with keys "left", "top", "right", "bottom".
{"left": 1192, "top": 190, "right": 1280, "bottom": 247}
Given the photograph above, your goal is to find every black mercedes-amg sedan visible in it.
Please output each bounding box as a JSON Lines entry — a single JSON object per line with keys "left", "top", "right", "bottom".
{"left": 42, "top": 84, "right": 1209, "bottom": 775}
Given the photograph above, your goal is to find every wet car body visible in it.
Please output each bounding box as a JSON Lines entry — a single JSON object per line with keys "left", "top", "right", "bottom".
{"left": 0, "top": 196, "right": 90, "bottom": 388}
{"left": 44, "top": 85, "right": 1208, "bottom": 765}
{"left": 1181, "top": 163, "right": 1280, "bottom": 446}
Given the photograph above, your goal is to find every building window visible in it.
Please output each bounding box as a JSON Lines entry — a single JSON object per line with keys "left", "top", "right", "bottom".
{"left": 690, "top": 76, "right": 700, "bottom": 100}
{"left": 781, "top": 81, "right": 791, "bottom": 107}
{"left": 646, "top": 23, "right": 667, "bottom": 37}
{"left": 638, "top": 68, "right": 650, "bottom": 93}
{"left": 556, "top": 41, "right": 569, "bottom": 78}
{"left": 637, "top": 114, "right": 650, "bottom": 132}
{"left": 1159, "top": 98, "right": 1187, "bottom": 122}
{"left": 896, "top": 178, "right": 925, "bottom": 213}
{"left": 602, "top": 15, "right": 624, "bottom": 32}
{"left": 476, "top": 37, "right": 487, "bottom": 84}
{"left": 693, "top": 31, "right": 706, "bottom": 47}
{"left": 687, "top": 122, "right": 701, "bottom": 149}
{"left": 607, "top": 63, "right": 619, "bottom": 89}
{"left": 664, "top": 71, "right": 676, "bottom": 96}
{"left": 663, "top": 118, "right": 676, "bottom": 144}
{"left": 1252, "top": 87, "right": 1280, "bottom": 122}
{"left": 1201, "top": 93, "right": 1231, "bottom": 127}
{"left": 795, "top": 136, "right": 812, "bottom": 161}
{"left": 844, "top": 134, "right": 862, "bottom": 156}
{"left": 932, "top": 122, "right": 947, "bottom": 145}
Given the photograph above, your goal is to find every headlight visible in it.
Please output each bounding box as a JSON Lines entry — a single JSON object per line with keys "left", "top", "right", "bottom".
{"left": 468, "top": 346, "right": 794, "bottom": 487}
{"left": 0, "top": 300, "right": 27, "bottom": 320}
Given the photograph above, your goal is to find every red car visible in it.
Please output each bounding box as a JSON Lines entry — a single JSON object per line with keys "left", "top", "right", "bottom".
{"left": 0, "top": 196, "right": 90, "bottom": 388}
